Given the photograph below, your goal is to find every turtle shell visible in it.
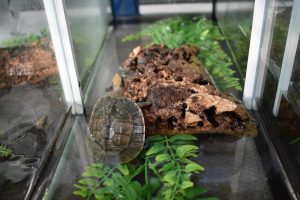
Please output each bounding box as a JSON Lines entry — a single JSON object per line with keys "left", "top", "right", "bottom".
{"left": 88, "top": 96, "right": 145, "bottom": 163}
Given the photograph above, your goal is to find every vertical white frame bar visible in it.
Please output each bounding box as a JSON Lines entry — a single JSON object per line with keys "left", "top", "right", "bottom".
{"left": 43, "top": 0, "right": 83, "bottom": 114}
{"left": 252, "top": 0, "right": 276, "bottom": 103}
{"left": 273, "top": 0, "right": 300, "bottom": 116}
{"left": 243, "top": 0, "right": 268, "bottom": 109}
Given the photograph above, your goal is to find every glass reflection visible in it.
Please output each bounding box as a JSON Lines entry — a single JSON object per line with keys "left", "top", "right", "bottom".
{"left": 0, "top": 0, "right": 66, "bottom": 198}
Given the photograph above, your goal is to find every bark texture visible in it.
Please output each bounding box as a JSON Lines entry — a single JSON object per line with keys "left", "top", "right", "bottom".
{"left": 121, "top": 44, "right": 257, "bottom": 136}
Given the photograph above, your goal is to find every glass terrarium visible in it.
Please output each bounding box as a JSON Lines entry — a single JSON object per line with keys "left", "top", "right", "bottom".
{"left": 0, "top": 0, "right": 67, "bottom": 199}
{"left": 0, "top": 0, "right": 299, "bottom": 200}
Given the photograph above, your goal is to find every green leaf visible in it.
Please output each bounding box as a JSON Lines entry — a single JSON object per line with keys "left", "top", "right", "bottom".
{"left": 90, "top": 163, "right": 103, "bottom": 168}
{"left": 149, "top": 177, "right": 161, "bottom": 191}
{"left": 132, "top": 180, "right": 143, "bottom": 192}
{"left": 146, "top": 135, "right": 164, "bottom": 143}
{"left": 118, "top": 164, "right": 129, "bottom": 176}
{"left": 112, "top": 173, "right": 126, "bottom": 185}
{"left": 181, "top": 181, "right": 194, "bottom": 189}
{"left": 148, "top": 162, "right": 160, "bottom": 171}
{"left": 73, "top": 184, "right": 89, "bottom": 191}
{"left": 169, "top": 134, "right": 197, "bottom": 143}
{"left": 0, "top": 144, "right": 13, "bottom": 158}
{"left": 172, "top": 141, "right": 195, "bottom": 147}
{"left": 113, "top": 173, "right": 137, "bottom": 199}
{"left": 73, "top": 190, "right": 88, "bottom": 198}
{"left": 184, "top": 187, "right": 208, "bottom": 198}
{"left": 185, "top": 163, "right": 205, "bottom": 173}
{"left": 163, "top": 170, "right": 177, "bottom": 183}
{"left": 155, "top": 153, "right": 171, "bottom": 162}
{"left": 180, "top": 158, "right": 195, "bottom": 164}
{"left": 94, "top": 193, "right": 106, "bottom": 200}
{"left": 200, "top": 29, "right": 210, "bottom": 40}
{"left": 290, "top": 137, "right": 300, "bottom": 144}
{"left": 142, "top": 178, "right": 161, "bottom": 199}
{"left": 129, "top": 164, "right": 144, "bottom": 179}
{"left": 78, "top": 178, "right": 99, "bottom": 186}
{"left": 163, "top": 188, "right": 173, "bottom": 199}
{"left": 94, "top": 188, "right": 107, "bottom": 195}
{"left": 82, "top": 166, "right": 103, "bottom": 178}
{"left": 125, "top": 184, "right": 138, "bottom": 200}
{"left": 158, "top": 162, "right": 174, "bottom": 172}
{"left": 183, "top": 152, "right": 198, "bottom": 158}
{"left": 176, "top": 145, "right": 199, "bottom": 158}
{"left": 146, "top": 144, "right": 165, "bottom": 156}
{"left": 103, "top": 178, "right": 113, "bottom": 186}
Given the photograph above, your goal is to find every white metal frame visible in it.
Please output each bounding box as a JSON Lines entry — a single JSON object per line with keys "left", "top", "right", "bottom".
{"left": 252, "top": 0, "right": 276, "bottom": 106}
{"left": 273, "top": 0, "right": 300, "bottom": 116}
{"left": 243, "top": 0, "right": 269, "bottom": 109}
{"left": 43, "top": 0, "right": 83, "bottom": 114}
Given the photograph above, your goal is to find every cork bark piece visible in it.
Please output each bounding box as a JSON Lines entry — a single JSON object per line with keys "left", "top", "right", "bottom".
{"left": 121, "top": 44, "right": 257, "bottom": 137}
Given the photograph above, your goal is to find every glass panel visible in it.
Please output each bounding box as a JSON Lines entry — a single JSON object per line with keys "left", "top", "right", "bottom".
{"left": 268, "top": 1, "right": 292, "bottom": 79}
{"left": 287, "top": 36, "right": 300, "bottom": 167}
{"left": 256, "top": 0, "right": 300, "bottom": 194}
{"left": 0, "top": 0, "right": 67, "bottom": 198}
{"left": 288, "top": 38, "right": 300, "bottom": 117}
{"left": 64, "top": 0, "right": 110, "bottom": 88}
{"left": 216, "top": 0, "right": 255, "bottom": 84}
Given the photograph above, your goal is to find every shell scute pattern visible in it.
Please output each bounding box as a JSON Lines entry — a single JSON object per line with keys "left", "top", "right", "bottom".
{"left": 88, "top": 96, "right": 145, "bottom": 163}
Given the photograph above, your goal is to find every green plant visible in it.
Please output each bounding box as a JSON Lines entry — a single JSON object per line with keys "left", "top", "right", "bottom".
{"left": 145, "top": 134, "right": 214, "bottom": 200}
{"left": 74, "top": 135, "right": 219, "bottom": 200}
{"left": 74, "top": 163, "right": 145, "bottom": 200}
{"left": 122, "top": 16, "right": 242, "bottom": 91}
{"left": 220, "top": 16, "right": 253, "bottom": 78}
{"left": 290, "top": 137, "right": 300, "bottom": 145}
{"left": 46, "top": 75, "right": 60, "bottom": 86}
{"left": 0, "top": 144, "right": 13, "bottom": 158}
{"left": 2, "top": 28, "right": 50, "bottom": 48}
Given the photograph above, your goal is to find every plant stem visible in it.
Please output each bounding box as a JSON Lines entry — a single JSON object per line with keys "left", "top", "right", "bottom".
{"left": 171, "top": 170, "right": 181, "bottom": 200}
{"left": 145, "top": 159, "right": 149, "bottom": 185}
{"left": 145, "top": 158, "right": 151, "bottom": 200}
{"left": 165, "top": 136, "right": 181, "bottom": 200}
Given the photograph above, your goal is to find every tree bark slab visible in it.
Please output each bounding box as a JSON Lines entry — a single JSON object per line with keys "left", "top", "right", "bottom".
{"left": 121, "top": 44, "right": 257, "bottom": 137}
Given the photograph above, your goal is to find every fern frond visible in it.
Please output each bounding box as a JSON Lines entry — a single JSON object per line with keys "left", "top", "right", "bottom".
{"left": 0, "top": 144, "right": 13, "bottom": 158}
{"left": 145, "top": 135, "right": 209, "bottom": 200}
{"left": 73, "top": 163, "right": 143, "bottom": 200}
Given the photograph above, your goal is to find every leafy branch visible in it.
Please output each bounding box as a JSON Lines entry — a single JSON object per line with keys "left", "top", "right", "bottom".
{"left": 0, "top": 144, "right": 13, "bottom": 158}
{"left": 73, "top": 163, "right": 145, "bottom": 200}
{"left": 122, "top": 16, "right": 242, "bottom": 91}
{"left": 74, "top": 135, "right": 219, "bottom": 200}
{"left": 145, "top": 134, "right": 214, "bottom": 200}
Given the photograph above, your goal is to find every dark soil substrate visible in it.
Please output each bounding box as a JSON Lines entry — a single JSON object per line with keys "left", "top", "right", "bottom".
{"left": 121, "top": 44, "right": 256, "bottom": 136}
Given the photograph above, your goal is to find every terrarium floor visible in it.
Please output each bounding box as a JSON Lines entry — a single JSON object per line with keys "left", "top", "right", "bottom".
{"left": 45, "top": 23, "right": 273, "bottom": 200}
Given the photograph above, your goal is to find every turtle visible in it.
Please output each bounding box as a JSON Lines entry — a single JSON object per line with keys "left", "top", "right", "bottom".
{"left": 87, "top": 96, "right": 145, "bottom": 164}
